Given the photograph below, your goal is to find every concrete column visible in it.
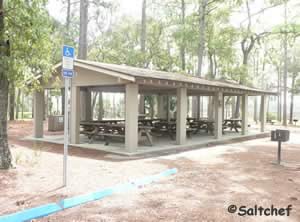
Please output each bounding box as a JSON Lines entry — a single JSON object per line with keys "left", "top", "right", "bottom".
{"left": 33, "top": 90, "right": 44, "bottom": 138}
{"left": 214, "top": 91, "right": 223, "bottom": 139}
{"left": 176, "top": 88, "right": 187, "bottom": 145}
{"left": 241, "top": 94, "right": 248, "bottom": 135}
{"left": 70, "top": 86, "right": 80, "bottom": 144}
{"left": 260, "top": 95, "right": 266, "bottom": 132}
{"left": 125, "top": 84, "right": 139, "bottom": 152}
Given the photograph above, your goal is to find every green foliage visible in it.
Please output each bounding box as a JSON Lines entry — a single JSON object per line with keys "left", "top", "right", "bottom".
{"left": 267, "top": 112, "right": 277, "bottom": 121}
{"left": 2, "top": 0, "right": 54, "bottom": 89}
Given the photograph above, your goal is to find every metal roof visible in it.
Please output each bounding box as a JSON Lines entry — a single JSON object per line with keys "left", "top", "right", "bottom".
{"left": 72, "top": 59, "right": 276, "bottom": 95}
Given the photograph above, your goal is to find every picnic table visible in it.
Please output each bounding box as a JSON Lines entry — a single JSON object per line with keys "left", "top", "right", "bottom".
{"left": 192, "top": 119, "right": 214, "bottom": 134}
{"left": 223, "top": 119, "right": 242, "bottom": 132}
{"left": 80, "top": 122, "right": 153, "bottom": 146}
{"left": 138, "top": 118, "right": 163, "bottom": 127}
{"left": 152, "top": 120, "right": 198, "bottom": 140}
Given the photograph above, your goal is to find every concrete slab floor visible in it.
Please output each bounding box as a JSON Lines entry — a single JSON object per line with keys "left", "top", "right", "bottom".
{"left": 24, "top": 127, "right": 270, "bottom": 156}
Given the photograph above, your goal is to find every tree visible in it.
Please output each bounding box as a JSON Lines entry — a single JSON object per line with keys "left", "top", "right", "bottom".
{"left": 197, "top": 0, "right": 208, "bottom": 76}
{"left": 287, "top": 54, "right": 300, "bottom": 123}
{"left": 0, "top": 0, "right": 53, "bottom": 169}
{"left": 79, "top": 0, "right": 88, "bottom": 59}
{"left": 141, "top": 0, "right": 147, "bottom": 65}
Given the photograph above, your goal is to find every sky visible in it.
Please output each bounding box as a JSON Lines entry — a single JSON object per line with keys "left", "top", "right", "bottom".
{"left": 47, "top": 0, "right": 143, "bottom": 22}
{"left": 47, "top": 0, "right": 299, "bottom": 31}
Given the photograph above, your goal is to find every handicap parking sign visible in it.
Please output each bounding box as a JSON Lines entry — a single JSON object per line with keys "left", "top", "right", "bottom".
{"left": 62, "top": 45, "right": 75, "bottom": 78}
{"left": 63, "top": 45, "right": 75, "bottom": 58}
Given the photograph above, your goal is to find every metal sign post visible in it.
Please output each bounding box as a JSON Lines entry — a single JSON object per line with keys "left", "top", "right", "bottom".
{"left": 62, "top": 45, "right": 75, "bottom": 187}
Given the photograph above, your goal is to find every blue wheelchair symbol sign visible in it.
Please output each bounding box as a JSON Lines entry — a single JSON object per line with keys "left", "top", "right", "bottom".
{"left": 63, "top": 45, "right": 75, "bottom": 58}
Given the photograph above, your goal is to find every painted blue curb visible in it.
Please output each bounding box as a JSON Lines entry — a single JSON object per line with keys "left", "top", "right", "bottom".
{"left": 59, "top": 188, "right": 114, "bottom": 209}
{"left": 0, "top": 203, "right": 61, "bottom": 222}
{"left": 0, "top": 168, "right": 177, "bottom": 222}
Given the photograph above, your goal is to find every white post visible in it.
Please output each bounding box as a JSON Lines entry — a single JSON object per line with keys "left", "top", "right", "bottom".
{"left": 176, "top": 88, "right": 187, "bottom": 145}
{"left": 70, "top": 85, "right": 80, "bottom": 144}
{"left": 125, "top": 84, "right": 139, "bottom": 152}
{"left": 260, "top": 95, "right": 266, "bottom": 132}
{"left": 33, "top": 90, "right": 44, "bottom": 138}
{"left": 63, "top": 78, "right": 70, "bottom": 187}
{"left": 241, "top": 94, "right": 248, "bottom": 135}
{"left": 214, "top": 91, "right": 223, "bottom": 139}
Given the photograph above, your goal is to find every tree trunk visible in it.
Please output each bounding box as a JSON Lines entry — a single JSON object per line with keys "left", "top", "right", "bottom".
{"left": 180, "top": 0, "right": 186, "bottom": 71}
{"left": 91, "top": 92, "right": 98, "bottom": 119}
{"left": 254, "top": 97, "right": 258, "bottom": 123}
{"left": 197, "top": 0, "right": 208, "bottom": 76}
{"left": 78, "top": 0, "right": 88, "bottom": 59}
{"left": 231, "top": 96, "right": 235, "bottom": 118}
{"left": 1, "top": 0, "right": 13, "bottom": 168}
{"left": 282, "top": 0, "right": 288, "bottom": 126}
{"left": 61, "top": 88, "right": 65, "bottom": 115}
{"left": 21, "top": 91, "right": 24, "bottom": 119}
{"left": 15, "top": 89, "right": 21, "bottom": 119}
{"left": 0, "top": 78, "right": 11, "bottom": 169}
{"left": 66, "top": 0, "right": 71, "bottom": 32}
{"left": 0, "top": 2, "right": 12, "bottom": 168}
{"left": 234, "top": 96, "right": 240, "bottom": 118}
{"left": 140, "top": 0, "right": 147, "bottom": 65}
{"left": 98, "top": 92, "right": 104, "bottom": 120}
{"left": 9, "top": 85, "right": 15, "bottom": 121}
{"left": 139, "top": 0, "right": 147, "bottom": 110}
{"left": 208, "top": 51, "right": 214, "bottom": 78}
{"left": 289, "top": 73, "right": 296, "bottom": 124}
{"left": 277, "top": 66, "right": 282, "bottom": 121}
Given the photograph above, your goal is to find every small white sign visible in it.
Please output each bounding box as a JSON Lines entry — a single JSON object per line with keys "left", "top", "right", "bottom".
{"left": 63, "top": 57, "right": 74, "bottom": 70}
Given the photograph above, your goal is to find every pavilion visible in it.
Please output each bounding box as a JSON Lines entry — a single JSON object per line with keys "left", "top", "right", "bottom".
{"left": 32, "top": 59, "right": 276, "bottom": 154}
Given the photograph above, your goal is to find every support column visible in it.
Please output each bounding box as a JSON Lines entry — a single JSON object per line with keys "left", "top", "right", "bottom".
{"left": 70, "top": 85, "right": 80, "bottom": 144}
{"left": 241, "top": 94, "right": 248, "bottom": 135}
{"left": 214, "top": 91, "right": 223, "bottom": 139}
{"left": 176, "top": 88, "right": 187, "bottom": 145}
{"left": 33, "top": 90, "right": 44, "bottom": 138}
{"left": 260, "top": 95, "right": 266, "bottom": 132}
{"left": 125, "top": 84, "right": 139, "bottom": 152}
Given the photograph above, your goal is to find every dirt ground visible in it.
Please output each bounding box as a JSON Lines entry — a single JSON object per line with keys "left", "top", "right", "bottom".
{"left": 1, "top": 121, "right": 300, "bottom": 222}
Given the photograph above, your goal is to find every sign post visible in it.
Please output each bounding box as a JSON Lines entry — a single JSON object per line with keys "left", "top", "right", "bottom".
{"left": 62, "top": 45, "right": 75, "bottom": 187}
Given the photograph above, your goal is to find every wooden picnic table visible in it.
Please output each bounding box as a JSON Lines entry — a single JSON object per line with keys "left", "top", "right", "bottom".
{"left": 80, "top": 122, "right": 153, "bottom": 146}
{"left": 152, "top": 120, "right": 198, "bottom": 140}
{"left": 191, "top": 119, "right": 214, "bottom": 134}
{"left": 138, "top": 118, "right": 163, "bottom": 127}
{"left": 223, "top": 119, "right": 242, "bottom": 132}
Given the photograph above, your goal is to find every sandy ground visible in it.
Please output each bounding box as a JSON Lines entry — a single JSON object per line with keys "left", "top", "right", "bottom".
{"left": 1, "top": 120, "right": 300, "bottom": 221}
